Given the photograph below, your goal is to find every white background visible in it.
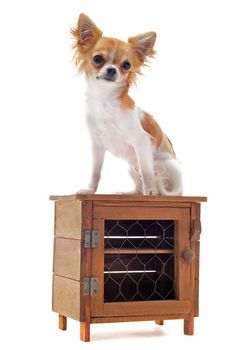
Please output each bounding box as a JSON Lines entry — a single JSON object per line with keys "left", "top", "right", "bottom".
{"left": 0, "top": 0, "right": 232, "bottom": 349}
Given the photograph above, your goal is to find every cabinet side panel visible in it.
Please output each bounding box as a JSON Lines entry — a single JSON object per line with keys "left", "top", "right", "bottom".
{"left": 53, "top": 238, "right": 81, "bottom": 280}
{"left": 52, "top": 275, "right": 80, "bottom": 320}
{"left": 55, "top": 200, "right": 82, "bottom": 239}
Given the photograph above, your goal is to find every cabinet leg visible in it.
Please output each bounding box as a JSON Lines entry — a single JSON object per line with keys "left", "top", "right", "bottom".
{"left": 80, "top": 321, "right": 90, "bottom": 342}
{"left": 59, "top": 315, "right": 67, "bottom": 331}
{"left": 155, "top": 320, "right": 164, "bottom": 325}
{"left": 184, "top": 316, "right": 194, "bottom": 335}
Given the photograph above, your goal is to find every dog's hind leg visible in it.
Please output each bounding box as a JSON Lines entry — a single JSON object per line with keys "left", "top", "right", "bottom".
{"left": 116, "top": 166, "right": 143, "bottom": 194}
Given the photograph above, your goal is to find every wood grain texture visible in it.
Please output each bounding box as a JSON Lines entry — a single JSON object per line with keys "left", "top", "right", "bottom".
{"left": 102, "top": 300, "right": 190, "bottom": 317}
{"left": 79, "top": 200, "right": 93, "bottom": 332}
{"left": 94, "top": 201, "right": 192, "bottom": 208}
{"left": 53, "top": 238, "right": 81, "bottom": 280}
{"left": 175, "top": 209, "right": 191, "bottom": 301}
{"left": 91, "top": 314, "right": 186, "bottom": 323}
{"left": 91, "top": 219, "right": 105, "bottom": 318}
{"left": 52, "top": 275, "right": 80, "bottom": 321}
{"left": 55, "top": 199, "right": 82, "bottom": 239}
{"left": 191, "top": 203, "right": 201, "bottom": 318}
{"left": 50, "top": 194, "right": 207, "bottom": 202}
{"left": 93, "top": 206, "right": 190, "bottom": 220}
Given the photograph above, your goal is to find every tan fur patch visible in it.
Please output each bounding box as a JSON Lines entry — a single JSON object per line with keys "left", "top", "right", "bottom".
{"left": 92, "top": 37, "right": 138, "bottom": 85}
{"left": 118, "top": 88, "right": 135, "bottom": 110}
{"left": 160, "top": 134, "right": 176, "bottom": 158}
{"left": 141, "top": 112, "right": 163, "bottom": 148}
{"left": 141, "top": 112, "right": 176, "bottom": 158}
{"left": 71, "top": 14, "right": 157, "bottom": 84}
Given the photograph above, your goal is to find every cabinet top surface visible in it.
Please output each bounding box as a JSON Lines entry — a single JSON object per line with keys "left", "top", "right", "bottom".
{"left": 49, "top": 193, "right": 207, "bottom": 203}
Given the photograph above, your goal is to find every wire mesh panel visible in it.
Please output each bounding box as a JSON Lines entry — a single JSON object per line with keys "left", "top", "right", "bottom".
{"left": 104, "top": 220, "right": 176, "bottom": 303}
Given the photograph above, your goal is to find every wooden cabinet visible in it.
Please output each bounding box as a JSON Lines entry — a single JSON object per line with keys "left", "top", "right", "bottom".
{"left": 50, "top": 194, "right": 207, "bottom": 341}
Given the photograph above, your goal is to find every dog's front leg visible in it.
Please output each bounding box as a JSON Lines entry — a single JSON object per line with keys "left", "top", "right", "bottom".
{"left": 133, "top": 134, "right": 158, "bottom": 195}
{"left": 77, "top": 143, "right": 105, "bottom": 194}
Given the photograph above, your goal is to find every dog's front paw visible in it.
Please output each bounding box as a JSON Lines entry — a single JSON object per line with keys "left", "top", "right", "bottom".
{"left": 76, "top": 188, "right": 95, "bottom": 194}
{"left": 144, "top": 188, "right": 159, "bottom": 195}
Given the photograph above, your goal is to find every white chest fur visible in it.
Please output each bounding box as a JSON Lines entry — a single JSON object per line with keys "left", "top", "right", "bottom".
{"left": 79, "top": 78, "right": 182, "bottom": 196}
{"left": 85, "top": 78, "right": 142, "bottom": 163}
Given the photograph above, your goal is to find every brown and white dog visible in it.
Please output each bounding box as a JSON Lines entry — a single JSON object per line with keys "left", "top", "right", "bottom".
{"left": 71, "top": 13, "right": 182, "bottom": 195}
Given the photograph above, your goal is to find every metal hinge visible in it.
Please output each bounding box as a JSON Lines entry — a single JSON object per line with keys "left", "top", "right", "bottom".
{"left": 84, "top": 229, "right": 99, "bottom": 248}
{"left": 83, "top": 277, "right": 99, "bottom": 296}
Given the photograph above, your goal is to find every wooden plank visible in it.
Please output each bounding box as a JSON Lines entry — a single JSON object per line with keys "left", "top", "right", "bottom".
{"left": 191, "top": 203, "right": 201, "bottom": 318}
{"left": 104, "top": 249, "right": 174, "bottom": 255}
{"left": 195, "top": 241, "right": 200, "bottom": 279}
{"left": 55, "top": 199, "right": 82, "bottom": 239}
{"left": 91, "top": 314, "right": 187, "bottom": 323}
{"left": 50, "top": 194, "right": 80, "bottom": 201}
{"left": 94, "top": 201, "right": 192, "bottom": 208}
{"left": 53, "top": 238, "right": 81, "bottom": 280}
{"left": 175, "top": 209, "right": 191, "bottom": 301}
{"left": 91, "top": 219, "right": 105, "bottom": 317}
{"left": 103, "top": 300, "right": 190, "bottom": 317}
{"left": 174, "top": 221, "right": 179, "bottom": 299}
{"left": 93, "top": 206, "right": 189, "bottom": 220}
{"left": 52, "top": 275, "right": 80, "bottom": 321}
{"left": 79, "top": 200, "right": 93, "bottom": 335}
{"left": 50, "top": 194, "right": 207, "bottom": 203}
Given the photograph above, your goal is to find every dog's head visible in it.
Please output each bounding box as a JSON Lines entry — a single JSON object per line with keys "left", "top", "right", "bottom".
{"left": 71, "top": 13, "right": 156, "bottom": 88}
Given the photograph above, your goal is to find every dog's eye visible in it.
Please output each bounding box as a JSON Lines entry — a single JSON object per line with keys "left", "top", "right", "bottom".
{"left": 121, "top": 60, "right": 131, "bottom": 70}
{"left": 93, "top": 55, "right": 105, "bottom": 65}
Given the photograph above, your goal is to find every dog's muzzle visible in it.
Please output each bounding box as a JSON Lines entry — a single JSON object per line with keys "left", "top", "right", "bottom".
{"left": 97, "top": 65, "right": 118, "bottom": 82}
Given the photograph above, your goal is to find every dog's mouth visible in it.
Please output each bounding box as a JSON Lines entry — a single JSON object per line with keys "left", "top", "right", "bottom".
{"left": 96, "top": 75, "right": 116, "bottom": 82}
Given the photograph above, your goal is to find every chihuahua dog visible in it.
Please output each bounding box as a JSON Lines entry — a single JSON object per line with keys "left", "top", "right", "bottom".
{"left": 71, "top": 13, "right": 182, "bottom": 195}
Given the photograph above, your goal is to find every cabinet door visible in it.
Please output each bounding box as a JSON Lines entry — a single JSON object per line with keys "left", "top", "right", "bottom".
{"left": 91, "top": 206, "right": 191, "bottom": 318}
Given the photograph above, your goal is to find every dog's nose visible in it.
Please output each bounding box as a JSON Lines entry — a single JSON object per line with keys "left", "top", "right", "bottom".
{"left": 107, "top": 67, "right": 117, "bottom": 77}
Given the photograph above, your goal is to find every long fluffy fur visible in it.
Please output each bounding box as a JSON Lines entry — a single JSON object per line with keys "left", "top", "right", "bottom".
{"left": 71, "top": 14, "right": 183, "bottom": 196}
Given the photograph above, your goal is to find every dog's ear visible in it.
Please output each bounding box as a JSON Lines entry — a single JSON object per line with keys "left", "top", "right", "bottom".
{"left": 128, "top": 32, "right": 156, "bottom": 63}
{"left": 71, "top": 13, "right": 103, "bottom": 53}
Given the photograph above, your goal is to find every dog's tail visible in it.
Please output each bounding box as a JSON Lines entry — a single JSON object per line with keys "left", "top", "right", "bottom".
{"left": 155, "top": 159, "right": 183, "bottom": 196}
{"left": 156, "top": 181, "right": 183, "bottom": 196}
